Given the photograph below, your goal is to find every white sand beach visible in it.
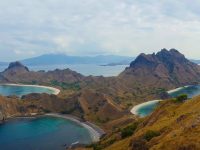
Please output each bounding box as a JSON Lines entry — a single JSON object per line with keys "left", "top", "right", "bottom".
{"left": 131, "top": 100, "right": 162, "bottom": 115}
{"left": 1, "top": 83, "right": 60, "bottom": 95}
{"left": 167, "top": 86, "right": 190, "bottom": 94}
{"left": 45, "top": 113, "right": 104, "bottom": 142}
{"left": 131, "top": 85, "right": 191, "bottom": 116}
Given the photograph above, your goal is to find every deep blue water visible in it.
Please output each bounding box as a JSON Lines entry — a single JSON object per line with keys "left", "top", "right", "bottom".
{"left": 0, "top": 64, "right": 128, "bottom": 77}
{"left": 0, "top": 116, "right": 92, "bottom": 150}
{"left": 0, "top": 85, "right": 55, "bottom": 97}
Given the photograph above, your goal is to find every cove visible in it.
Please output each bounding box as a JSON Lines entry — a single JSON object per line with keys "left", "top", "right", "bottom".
{"left": 130, "top": 100, "right": 161, "bottom": 117}
{"left": 131, "top": 85, "right": 200, "bottom": 117}
{"left": 0, "top": 116, "right": 93, "bottom": 150}
{"left": 0, "top": 84, "right": 60, "bottom": 97}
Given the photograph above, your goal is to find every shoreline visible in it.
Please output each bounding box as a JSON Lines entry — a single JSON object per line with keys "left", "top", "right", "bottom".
{"left": 130, "top": 85, "right": 191, "bottom": 116}
{"left": 167, "top": 85, "right": 190, "bottom": 94}
{"left": 0, "top": 83, "right": 60, "bottom": 95}
{"left": 3, "top": 113, "right": 105, "bottom": 143}
{"left": 130, "top": 100, "right": 162, "bottom": 115}
{"left": 44, "top": 113, "right": 105, "bottom": 142}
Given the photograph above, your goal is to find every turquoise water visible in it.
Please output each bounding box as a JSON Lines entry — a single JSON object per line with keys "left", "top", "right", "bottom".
{"left": 169, "top": 85, "right": 200, "bottom": 98}
{"left": 0, "top": 85, "right": 55, "bottom": 97}
{"left": 136, "top": 85, "right": 200, "bottom": 117}
{"left": 0, "top": 116, "right": 92, "bottom": 150}
{"left": 135, "top": 101, "right": 159, "bottom": 117}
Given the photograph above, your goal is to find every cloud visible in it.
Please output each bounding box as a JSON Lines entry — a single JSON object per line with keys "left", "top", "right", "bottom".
{"left": 0, "top": 0, "right": 200, "bottom": 61}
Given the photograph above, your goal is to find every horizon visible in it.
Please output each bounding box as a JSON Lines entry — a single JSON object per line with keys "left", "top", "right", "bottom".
{"left": 1, "top": 0, "right": 200, "bottom": 61}
{"left": 0, "top": 48, "right": 199, "bottom": 63}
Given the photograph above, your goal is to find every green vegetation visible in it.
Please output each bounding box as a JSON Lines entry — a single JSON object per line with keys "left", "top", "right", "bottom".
{"left": 173, "top": 94, "right": 188, "bottom": 103}
{"left": 143, "top": 130, "right": 161, "bottom": 141}
{"left": 154, "top": 88, "right": 166, "bottom": 94}
{"left": 87, "top": 136, "right": 117, "bottom": 150}
{"left": 50, "top": 80, "right": 81, "bottom": 90}
{"left": 121, "top": 122, "right": 138, "bottom": 139}
{"left": 87, "top": 143, "right": 103, "bottom": 150}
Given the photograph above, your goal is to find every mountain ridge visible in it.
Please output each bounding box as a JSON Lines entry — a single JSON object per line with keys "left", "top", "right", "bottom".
{"left": 120, "top": 48, "right": 200, "bottom": 89}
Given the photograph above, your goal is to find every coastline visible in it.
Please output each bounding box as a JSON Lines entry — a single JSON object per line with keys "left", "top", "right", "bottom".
{"left": 130, "top": 100, "right": 162, "bottom": 115}
{"left": 3, "top": 113, "right": 105, "bottom": 143}
{"left": 130, "top": 85, "right": 191, "bottom": 116}
{"left": 167, "top": 85, "right": 190, "bottom": 94}
{"left": 45, "top": 113, "right": 105, "bottom": 142}
{"left": 0, "top": 84, "right": 105, "bottom": 142}
{"left": 0, "top": 83, "right": 60, "bottom": 95}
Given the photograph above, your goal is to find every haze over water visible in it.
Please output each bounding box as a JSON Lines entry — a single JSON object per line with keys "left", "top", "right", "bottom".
{"left": 0, "top": 64, "right": 128, "bottom": 77}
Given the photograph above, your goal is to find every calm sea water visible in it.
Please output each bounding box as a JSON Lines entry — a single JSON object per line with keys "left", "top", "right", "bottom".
{"left": 0, "top": 116, "right": 92, "bottom": 150}
{"left": 169, "top": 85, "right": 200, "bottom": 98}
{"left": 0, "top": 85, "right": 55, "bottom": 97}
{"left": 136, "top": 85, "right": 200, "bottom": 117}
{"left": 0, "top": 64, "right": 128, "bottom": 77}
{"left": 135, "top": 101, "right": 159, "bottom": 117}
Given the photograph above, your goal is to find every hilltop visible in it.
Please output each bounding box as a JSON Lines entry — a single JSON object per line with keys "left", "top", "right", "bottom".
{"left": 120, "top": 48, "right": 200, "bottom": 89}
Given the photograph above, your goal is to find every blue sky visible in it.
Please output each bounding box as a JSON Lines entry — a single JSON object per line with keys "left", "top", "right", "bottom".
{"left": 0, "top": 0, "right": 200, "bottom": 61}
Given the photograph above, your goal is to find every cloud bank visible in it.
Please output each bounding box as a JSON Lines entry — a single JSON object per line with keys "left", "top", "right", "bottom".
{"left": 0, "top": 0, "right": 200, "bottom": 61}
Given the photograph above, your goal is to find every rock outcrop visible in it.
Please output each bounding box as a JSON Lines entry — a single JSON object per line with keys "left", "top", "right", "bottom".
{"left": 120, "top": 49, "right": 200, "bottom": 89}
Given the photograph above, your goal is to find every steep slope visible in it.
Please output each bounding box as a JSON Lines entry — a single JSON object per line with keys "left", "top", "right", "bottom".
{"left": 119, "top": 49, "right": 200, "bottom": 89}
{"left": 3, "top": 61, "right": 29, "bottom": 76}
{"left": 102, "top": 96, "right": 200, "bottom": 150}
{"left": 78, "top": 89, "right": 125, "bottom": 123}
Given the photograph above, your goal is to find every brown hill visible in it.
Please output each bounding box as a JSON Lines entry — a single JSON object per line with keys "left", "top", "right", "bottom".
{"left": 1, "top": 62, "right": 84, "bottom": 84}
{"left": 119, "top": 49, "right": 200, "bottom": 89}
{"left": 96, "top": 96, "right": 200, "bottom": 150}
{"left": 3, "top": 61, "right": 29, "bottom": 76}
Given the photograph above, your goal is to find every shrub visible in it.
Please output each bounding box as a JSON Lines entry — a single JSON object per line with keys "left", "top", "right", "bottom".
{"left": 87, "top": 143, "right": 103, "bottom": 150}
{"left": 174, "top": 94, "right": 188, "bottom": 102}
{"left": 121, "top": 123, "right": 138, "bottom": 139}
{"left": 50, "top": 80, "right": 81, "bottom": 90}
{"left": 143, "top": 130, "right": 160, "bottom": 141}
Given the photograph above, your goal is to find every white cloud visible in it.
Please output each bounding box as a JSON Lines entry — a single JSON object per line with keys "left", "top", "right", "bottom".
{"left": 0, "top": 0, "right": 200, "bottom": 61}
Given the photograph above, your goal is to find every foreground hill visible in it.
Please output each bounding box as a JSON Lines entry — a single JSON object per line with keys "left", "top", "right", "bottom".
{"left": 95, "top": 96, "right": 200, "bottom": 150}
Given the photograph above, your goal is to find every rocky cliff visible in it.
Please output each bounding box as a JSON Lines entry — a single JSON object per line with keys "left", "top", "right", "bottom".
{"left": 120, "top": 49, "right": 200, "bottom": 89}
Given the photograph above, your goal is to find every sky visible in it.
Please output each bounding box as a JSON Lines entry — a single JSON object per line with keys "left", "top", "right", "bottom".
{"left": 0, "top": 0, "right": 200, "bottom": 61}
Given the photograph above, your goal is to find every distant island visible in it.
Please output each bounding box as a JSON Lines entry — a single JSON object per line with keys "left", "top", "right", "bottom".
{"left": 21, "top": 54, "right": 134, "bottom": 66}
{"left": 100, "top": 62, "right": 129, "bottom": 66}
